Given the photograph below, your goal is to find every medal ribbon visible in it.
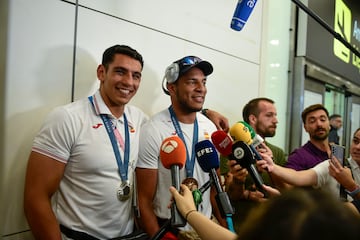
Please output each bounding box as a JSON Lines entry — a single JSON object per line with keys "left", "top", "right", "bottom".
{"left": 168, "top": 105, "right": 198, "bottom": 177}
{"left": 88, "top": 96, "right": 130, "bottom": 182}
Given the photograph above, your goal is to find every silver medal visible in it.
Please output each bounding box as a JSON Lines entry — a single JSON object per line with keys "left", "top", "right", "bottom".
{"left": 117, "top": 180, "right": 131, "bottom": 201}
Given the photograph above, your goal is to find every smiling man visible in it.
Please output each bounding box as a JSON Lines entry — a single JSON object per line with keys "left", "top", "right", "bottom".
{"left": 24, "top": 45, "right": 149, "bottom": 240}
{"left": 285, "top": 104, "right": 331, "bottom": 171}
{"left": 136, "top": 56, "right": 226, "bottom": 239}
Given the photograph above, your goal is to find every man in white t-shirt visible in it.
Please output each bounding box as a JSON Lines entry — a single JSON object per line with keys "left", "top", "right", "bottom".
{"left": 24, "top": 45, "right": 230, "bottom": 240}
{"left": 24, "top": 45, "right": 149, "bottom": 240}
{"left": 136, "top": 56, "right": 227, "bottom": 239}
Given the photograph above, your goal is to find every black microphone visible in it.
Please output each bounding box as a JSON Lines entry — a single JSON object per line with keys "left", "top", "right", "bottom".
{"left": 195, "top": 140, "right": 235, "bottom": 219}
{"left": 232, "top": 140, "right": 267, "bottom": 196}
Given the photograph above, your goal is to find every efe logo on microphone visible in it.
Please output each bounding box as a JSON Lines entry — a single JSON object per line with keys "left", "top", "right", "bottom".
{"left": 196, "top": 147, "right": 214, "bottom": 158}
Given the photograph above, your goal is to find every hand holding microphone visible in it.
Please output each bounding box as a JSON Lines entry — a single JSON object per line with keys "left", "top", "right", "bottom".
{"left": 160, "top": 136, "right": 187, "bottom": 227}
{"left": 169, "top": 184, "right": 197, "bottom": 222}
{"left": 231, "top": 141, "right": 265, "bottom": 191}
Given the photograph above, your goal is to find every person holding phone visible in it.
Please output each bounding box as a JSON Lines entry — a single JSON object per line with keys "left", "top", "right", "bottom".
{"left": 256, "top": 128, "right": 360, "bottom": 201}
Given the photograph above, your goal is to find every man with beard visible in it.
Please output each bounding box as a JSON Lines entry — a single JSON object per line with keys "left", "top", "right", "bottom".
{"left": 242, "top": 98, "right": 287, "bottom": 167}
{"left": 285, "top": 104, "right": 331, "bottom": 170}
{"left": 220, "top": 98, "right": 287, "bottom": 232}
{"left": 136, "top": 56, "right": 226, "bottom": 239}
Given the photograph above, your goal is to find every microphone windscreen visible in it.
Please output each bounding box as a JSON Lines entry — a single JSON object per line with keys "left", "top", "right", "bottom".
{"left": 252, "top": 134, "right": 264, "bottom": 148}
{"left": 229, "top": 122, "right": 252, "bottom": 145}
{"left": 195, "top": 140, "right": 219, "bottom": 173}
{"left": 160, "top": 136, "right": 186, "bottom": 169}
{"left": 239, "top": 121, "right": 256, "bottom": 139}
{"left": 211, "top": 130, "right": 233, "bottom": 156}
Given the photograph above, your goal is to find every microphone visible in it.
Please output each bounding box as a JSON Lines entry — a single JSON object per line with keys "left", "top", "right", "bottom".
{"left": 159, "top": 136, "right": 187, "bottom": 227}
{"left": 230, "top": 122, "right": 262, "bottom": 160}
{"left": 195, "top": 140, "right": 235, "bottom": 232}
{"left": 230, "top": 0, "right": 258, "bottom": 31}
{"left": 239, "top": 121, "right": 264, "bottom": 148}
{"left": 211, "top": 130, "right": 233, "bottom": 157}
{"left": 232, "top": 141, "right": 267, "bottom": 196}
{"left": 229, "top": 122, "right": 252, "bottom": 144}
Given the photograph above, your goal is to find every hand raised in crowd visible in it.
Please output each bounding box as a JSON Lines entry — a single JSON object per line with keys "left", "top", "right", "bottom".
{"left": 329, "top": 157, "right": 356, "bottom": 191}
{"left": 227, "top": 159, "right": 271, "bottom": 202}
{"left": 256, "top": 144, "right": 275, "bottom": 173}
{"left": 228, "top": 159, "right": 248, "bottom": 183}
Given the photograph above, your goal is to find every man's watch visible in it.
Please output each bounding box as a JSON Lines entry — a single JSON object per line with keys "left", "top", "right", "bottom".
{"left": 201, "top": 108, "right": 209, "bottom": 118}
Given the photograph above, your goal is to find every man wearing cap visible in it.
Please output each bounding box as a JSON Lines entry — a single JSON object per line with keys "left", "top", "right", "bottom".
{"left": 136, "top": 56, "right": 226, "bottom": 239}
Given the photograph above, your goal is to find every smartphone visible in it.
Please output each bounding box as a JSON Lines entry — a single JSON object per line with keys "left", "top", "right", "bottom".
{"left": 331, "top": 144, "right": 345, "bottom": 166}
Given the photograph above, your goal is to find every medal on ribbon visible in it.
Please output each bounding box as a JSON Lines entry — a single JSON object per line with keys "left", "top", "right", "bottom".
{"left": 117, "top": 180, "right": 131, "bottom": 201}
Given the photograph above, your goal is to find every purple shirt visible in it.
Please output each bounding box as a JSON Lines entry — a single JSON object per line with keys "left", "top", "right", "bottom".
{"left": 285, "top": 141, "right": 329, "bottom": 170}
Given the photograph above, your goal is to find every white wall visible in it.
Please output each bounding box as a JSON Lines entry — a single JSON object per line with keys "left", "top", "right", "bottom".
{"left": 0, "top": 0, "right": 291, "bottom": 238}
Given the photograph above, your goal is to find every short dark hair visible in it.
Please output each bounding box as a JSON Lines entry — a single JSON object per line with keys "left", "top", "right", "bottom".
{"left": 329, "top": 114, "right": 342, "bottom": 120}
{"left": 242, "top": 97, "right": 275, "bottom": 123}
{"left": 102, "top": 45, "right": 144, "bottom": 70}
{"left": 301, "top": 104, "right": 329, "bottom": 124}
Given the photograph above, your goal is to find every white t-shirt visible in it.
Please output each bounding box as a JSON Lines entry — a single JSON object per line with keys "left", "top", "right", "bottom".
{"left": 136, "top": 108, "right": 217, "bottom": 228}
{"left": 313, "top": 160, "right": 341, "bottom": 199}
{"left": 32, "top": 90, "right": 148, "bottom": 239}
{"left": 313, "top": 158, "right": 360, "bottom": 201}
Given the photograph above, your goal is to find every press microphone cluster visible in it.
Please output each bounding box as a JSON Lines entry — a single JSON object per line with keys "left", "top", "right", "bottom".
{"left": 159, "top": 136, "right": 187, "bottom": 227}
{"left": 212, "top": 122, "right": 267, "bottom": 196}
{"left": 231, "top": 0, "right": 258, "bottom": 31}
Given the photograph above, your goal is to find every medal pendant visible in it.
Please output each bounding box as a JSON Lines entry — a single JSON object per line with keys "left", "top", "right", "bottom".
{"left": 117, "top": 180, "right": 131, "bottom": 201}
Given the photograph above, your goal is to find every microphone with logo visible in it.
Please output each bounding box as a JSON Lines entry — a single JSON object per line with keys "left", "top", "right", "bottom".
{"left": 159, "top": 136, "right": 187, "bottom": 228}
{"left": 211, "top": 130, "right": 234, "bottom": 158}
{"left": 239, "top": 121, "right": 264, "bottom": 148}
{"left": 230, "top": 0, "right": 258, "bottom": 31}
{"left": 230, "top": 122, "right": 262, "bottom": 160}
{"left": 195, "top": 140, "right": 235, "bottom": 232}
{"left": 232, "top": 140, "right": 267, "bottom": 197}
